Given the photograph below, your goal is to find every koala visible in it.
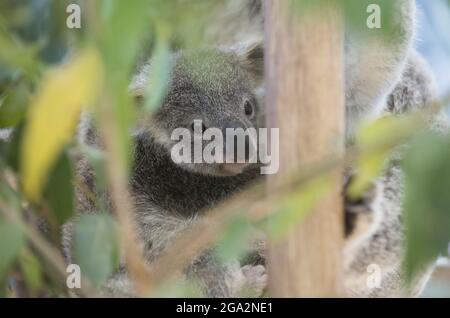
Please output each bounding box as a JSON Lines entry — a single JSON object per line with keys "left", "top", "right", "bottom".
{"left": 69, "top": 44, "right": 267, "bottom": 297}
{"left": 68, "top": 0, "right": 445, "bottom": 298}
{"left": 343, "top": 51, "right": 448, "bottom": 297}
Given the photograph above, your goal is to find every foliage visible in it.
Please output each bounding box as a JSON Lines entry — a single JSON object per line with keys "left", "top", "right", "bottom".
{"left": 403, "top": 132, "right": 450, "bottom": 280}
{"left": 0, "top": 0, "right": 228, "bottom": 297}
{"left": 21, "top": 47, "right": 102, "bottom": 202}
{"left": 73, "top": 213, "right": 119, "bottom": 287}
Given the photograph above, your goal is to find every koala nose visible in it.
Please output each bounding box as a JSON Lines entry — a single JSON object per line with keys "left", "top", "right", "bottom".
{"left": 222, "top": 121, "right": 252, "bottom": 162}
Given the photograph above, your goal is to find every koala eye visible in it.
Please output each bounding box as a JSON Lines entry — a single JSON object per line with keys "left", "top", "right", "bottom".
{"left": 244, "top": 100, "right": 254, "bottom": 119}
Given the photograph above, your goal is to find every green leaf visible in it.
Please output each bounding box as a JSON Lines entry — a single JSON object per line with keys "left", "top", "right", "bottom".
{"left": 403, "top": 132, "right": 450, "bottom": 280}
{"left": 0, "top": 176, "right": 22, "bottom": 212}
{"left": 143, "top": 35, "right": 172, "bottom": 112}
{"left": 154, "top": 278, "right": 202, "bottom": 298}
{"left": 0, "top": 28, "right": 40, "bottom": 78}
{"left": 43, "top": 152, "right": 74, "bottom": 225}
{"left": 217, "top": 216, "right": 253, "bottom": 263}
{"left": 341, "top": 0, "right": 396, "bottom": 37}
{"left": 348, "top": 115, "right": 416, "bottom": 199}
{"left": 19, "top": 249, "right": 43, "bottom": 294}
{"left": 1, "top": 123, "right": 23, "bottom": 172}
{"left": 289, "top": 0, "right": 399, "bottom": 48}
{"left": 100, "top": 0, "right": 152, "bottom": 75}
{"left": 20, "top": 47, "right": 103, "bottom": 202}
{"left": 98, "top": 0, "right": 155, "bottom": 170}
{"left": 0, "top": 81, "right": 29, "bottom": 128}
{"left": 73, "top": 213, "right": 119, "bottom": 287}
{"left": 0, "top": 219, "right": 25, "bottom": 278}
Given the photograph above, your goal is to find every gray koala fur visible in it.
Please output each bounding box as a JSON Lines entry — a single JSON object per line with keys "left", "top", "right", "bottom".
{"left": 68, "top": 0, "right": 448, "bottom": 297}
{"left": 344, "top": 51, "right": 448, "bottom": 297}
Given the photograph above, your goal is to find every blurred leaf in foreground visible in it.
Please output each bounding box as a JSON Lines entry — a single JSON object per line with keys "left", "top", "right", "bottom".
{"left": 404, "top": 132, "right": 450, "bottom": 280}
{"left": 142, "top": 34, "right": 172, "bottom": 113}
{"left": 21, "top": 47, "right": 103, "bottom": 202}
{"left": 19, "top": 248, "right": 43, "bottom": 294}
{"left": 43, "top": 152, "right": 74, "bottom": 225}
{"left": 0, "top": 81, "right": 30, "bottom": 128}
{"left": 217, "top": 215, "right": 253, "bottom": 263}
{"left": 154, "top": 278, "right": 202, "bottom": 298}
{"left": 0, "top": 28, "right": 40, "bottom": 78}
{"left": 1, "top": 124, "right": 24, "bottom": 172}
{"left": 289, "top": 0, "right": 396, "bottom": 38}
{"left": 347, "top": 117, "right": 394, "bottom": 198}
{"left": 348, "top": 115, "right": 417, "bottom": 199}
{"left": 0, "top": 219, "right": 24, "bottom": 278}
{"left": 98, "top": 0, "right": 155, "bottom": 169}
{"left": 73, "top": 213, "right": 119, "bottom": 287}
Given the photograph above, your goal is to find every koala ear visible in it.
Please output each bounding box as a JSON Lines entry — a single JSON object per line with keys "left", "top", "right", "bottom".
{"left": 129, "top": 63, "right": 151, "bottom": 105}
{"left": 238, "top": 41, "right": 264, "bottom": 84}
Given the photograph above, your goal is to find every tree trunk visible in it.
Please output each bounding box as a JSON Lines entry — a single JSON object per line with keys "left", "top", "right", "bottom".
{"left": 265, "top": 0, "right": 345, "bottom": 297}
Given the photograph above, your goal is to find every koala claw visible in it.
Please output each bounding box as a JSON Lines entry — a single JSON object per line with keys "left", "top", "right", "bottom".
{"left": 229, "top": 264, "right": 267, "bottom": 297}
{"left": 241, "top": 265, "right": 267, "bottom": 295}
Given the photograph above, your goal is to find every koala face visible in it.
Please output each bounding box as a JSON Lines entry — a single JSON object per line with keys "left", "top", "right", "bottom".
{"left": 132, "top": 43, "right": 264, "bottom": 176}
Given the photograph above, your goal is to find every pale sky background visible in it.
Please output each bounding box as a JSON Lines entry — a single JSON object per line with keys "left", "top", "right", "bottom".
{"left": 416, "top": 0, "right": 450, "bottom": 98}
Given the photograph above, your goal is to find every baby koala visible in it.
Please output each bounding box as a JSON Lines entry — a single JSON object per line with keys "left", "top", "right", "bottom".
{"left": 72, "top": 43, "right": 267, "bottom": 297}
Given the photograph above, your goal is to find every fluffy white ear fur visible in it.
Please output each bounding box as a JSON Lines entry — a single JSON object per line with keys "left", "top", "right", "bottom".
{"left": 233, "top": 41, "right": 264, "bottom": 85}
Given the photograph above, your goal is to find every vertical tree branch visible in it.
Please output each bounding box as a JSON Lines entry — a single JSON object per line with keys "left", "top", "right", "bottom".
{"left": 265, "top": 1, "right": 345, "bottom": 297}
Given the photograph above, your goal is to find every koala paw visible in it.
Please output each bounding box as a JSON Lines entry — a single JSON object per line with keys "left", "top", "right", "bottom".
{"left": 344, "top": 178, "right": 378, "bottom": 240}
{"left": 229, "top": 264, "right": 267, "bottom": 297}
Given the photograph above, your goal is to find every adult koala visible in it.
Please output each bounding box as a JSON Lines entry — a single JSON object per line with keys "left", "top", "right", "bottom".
{"left": 206, "top": 0, "right": 447, "bottom": 297}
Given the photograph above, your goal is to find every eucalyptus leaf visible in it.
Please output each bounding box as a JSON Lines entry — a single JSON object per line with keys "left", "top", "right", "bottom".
{"left": 289, "top": 0, "right": 397, "bottom": 41}
{"left": 348, "top": 115, "right": 418, "bottom": 199}
{"left": 73, "top": 213, "right": 119, "bottom": 287}
{"left": 217, "top": 216, "right": 253, "bottom": 263}
{"left": 0, "top": 81, "right": 29, "bottom": 128}
{"left": 98, "top": 0, "right": 155, "bottom": 169}
{"left": 144, "top": 37, "right": 172, "bottom": 112}
{"left": 0, "top": 219, "right": 25, "bottom": 278}
{"left": 155, "top": 278, "right": 202, "bottom": 298}
{"left": 403, "top": 132, "right": 450, "bottom": 280}
{"left": 19, "top": 249, "right": 43, "bottom": 294}
{"left": 20, "top": 47, "right": 102, "bottom": 202}
{"left": 43, "top": 152, "right": 74, "bottom": 225}
{"left": 3, "top": 123, "right": 23, "bottom": 172}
